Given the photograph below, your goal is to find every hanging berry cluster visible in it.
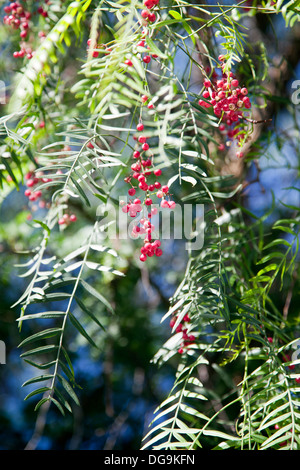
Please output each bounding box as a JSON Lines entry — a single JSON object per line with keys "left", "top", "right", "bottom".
{"left": 169, "top": 313, "right": 196, "bottom": 355}
{"left": 122, "top": 106, "right": 176, "bottom": 263}
{"left": 119, "top": 0, "right": 176, "bottom": 262}
{"left": 24, "top": 169, "right": 50, "bottom": 206}
{"left": 23, "top": 141, "right": 78, "bottom": 226}
{"left": 3, "top": 1, "right": 48, "bottom": 60}
{"left": 198, "top": 56, "right": 252, "bottom": 159}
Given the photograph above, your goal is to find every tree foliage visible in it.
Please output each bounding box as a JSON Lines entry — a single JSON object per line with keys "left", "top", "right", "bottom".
{"left": 1, "top": 0, "right": 300, "bottom": 450}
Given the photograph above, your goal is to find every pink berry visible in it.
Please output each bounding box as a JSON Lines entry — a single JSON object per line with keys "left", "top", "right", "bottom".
{"left": 26, "top": 179, "right": 34, "bottom": 187}
{"left": 161, "top": 200, "right": 169, "bottom": 208}
{"left": 162, "top": 185, "right": 169, "bottom": 193}
{"left": 155, "top": 248, "right": 162, "bottom": 257}
{"left": 141, "top": 9, "right": 149, "bottom": 19}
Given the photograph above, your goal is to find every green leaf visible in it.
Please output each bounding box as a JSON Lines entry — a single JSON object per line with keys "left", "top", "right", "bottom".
{"left": 18, "top": 328, "right": 62, "bottom": 348}
{"left": 68, "top": 312, "right": 98, "bottom": 348}
{"left": 57, "top": 374, "right": 80, "bottom": 406}
{"left": 24, "top": 387, "right": 51, "bottom": 401}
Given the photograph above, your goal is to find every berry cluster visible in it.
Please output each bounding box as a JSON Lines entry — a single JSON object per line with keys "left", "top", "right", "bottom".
{"left": 140, "top": 0, "right": 159, "bottom": 25}
{"left": 123, "top": 0, "right": 160, "bottom": 69}
{"left": 3, "top": 1, "right": 48, "bottom": 60}
{"left": 24, "top": 167, "right": 78, "bottom": 226}
{"left": 169, "top": 313, "right": 196, "bottom": 354}
{"left": 58, "top": 213, "right": 77, "bottom": 226}
{"left": 24, "top": 170, "right": 51, "bottom": 205}
{"left": 198, "top": 57, "right": 252, "bottom": 159}
{"left": 119, "top": 0, "right": 177, "bottom": 262}
{"left": 122, "top": 116, "right": 176, "bottom": 262}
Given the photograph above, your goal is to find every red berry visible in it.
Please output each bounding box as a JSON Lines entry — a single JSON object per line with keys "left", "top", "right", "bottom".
{"left": 137, "top": 123, "right": 144, "bottom": 131}
{"left": 154, "top": 169, "right": 162, "bottom": 176}
{"left": 124, "top": 59, "right": 133, "bottom": 66}
{"left": 144, "top": 0, "right": 154, "bottom": 8}
{"left": 162, "top": 185, "right": 169, "bottom": 193}
{"left": 143, "top": 55, "right": 151, "bottom": 64}
{"left": 142, "top": 142, "right": 149, "bottom": 151}
{"left": 141, "top": 95, "right": 148, "bottom": 102}
{"left": 128, "top": 188, "right": 136, "bottom": 196}
{"left": 147, "top": 12, "right": 156, "bottom": 22}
